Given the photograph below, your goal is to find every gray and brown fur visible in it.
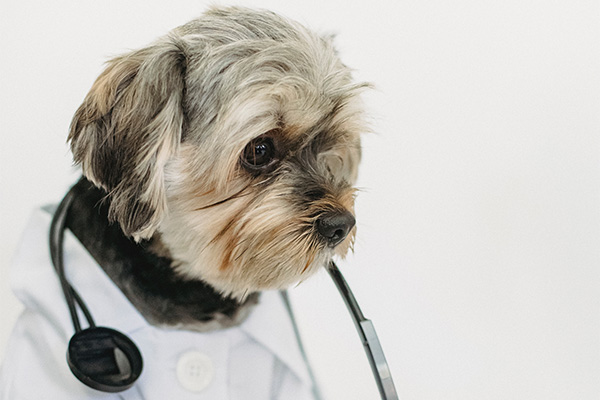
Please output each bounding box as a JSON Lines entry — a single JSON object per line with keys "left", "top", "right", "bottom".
{"left": 68, "top": 6, "right": 368, "bottom": 317}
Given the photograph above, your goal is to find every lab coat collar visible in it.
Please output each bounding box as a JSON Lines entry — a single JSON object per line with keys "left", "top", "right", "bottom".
{"left": 11, "top": 208, "right": 313, "bottom": 387}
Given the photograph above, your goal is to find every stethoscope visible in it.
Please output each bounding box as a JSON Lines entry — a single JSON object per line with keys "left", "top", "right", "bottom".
{"left": 50, "top": 184, "right": 399, "bottom": 399}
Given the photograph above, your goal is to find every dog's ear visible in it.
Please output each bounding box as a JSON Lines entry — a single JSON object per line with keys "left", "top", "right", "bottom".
{"left": 68, "top": 36, "right": 187, "bottom": 241}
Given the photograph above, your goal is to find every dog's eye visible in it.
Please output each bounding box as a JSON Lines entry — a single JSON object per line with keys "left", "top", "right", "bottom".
{"left": 241, "top": 135, "right": 279, "bottom": 171}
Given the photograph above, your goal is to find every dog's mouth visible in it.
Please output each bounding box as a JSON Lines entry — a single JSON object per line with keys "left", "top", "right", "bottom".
{"left": 161, "top": 158, "right": 358, "bottom": 298}
{"left": 185, "top": 202, "right": 356, "bottom": 298}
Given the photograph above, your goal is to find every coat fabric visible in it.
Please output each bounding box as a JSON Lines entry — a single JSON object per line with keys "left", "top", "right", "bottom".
{"left": 0, "top": 208, "right": 319, "bottom": 400}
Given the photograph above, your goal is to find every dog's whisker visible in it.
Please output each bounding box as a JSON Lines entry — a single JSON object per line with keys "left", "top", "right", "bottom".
{"left": 193, "top": 184, "right": 251, "bottom": 211}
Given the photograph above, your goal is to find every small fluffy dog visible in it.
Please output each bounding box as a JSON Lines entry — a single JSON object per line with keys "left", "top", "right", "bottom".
{"left": 69, "top": 6, "right": 367, "bottom": 319}
{"left": 2, "top": 6, "right": 368, "bottom": 399}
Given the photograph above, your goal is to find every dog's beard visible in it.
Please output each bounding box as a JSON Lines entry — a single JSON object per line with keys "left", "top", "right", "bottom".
{"left": 160, "top": 156, "right": 357, "bottom": 300}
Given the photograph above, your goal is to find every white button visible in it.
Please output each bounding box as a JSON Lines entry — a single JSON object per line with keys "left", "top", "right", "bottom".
{"left": 176, "top": 351, "right": 214, "bottom": 392}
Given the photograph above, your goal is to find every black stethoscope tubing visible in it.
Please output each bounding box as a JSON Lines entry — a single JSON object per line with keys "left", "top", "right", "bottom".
{"left": 50, "top": 187, "right": 96, "bottom": 332}
{"left": 50, "top": 185, "right": 143, "bottom": 393}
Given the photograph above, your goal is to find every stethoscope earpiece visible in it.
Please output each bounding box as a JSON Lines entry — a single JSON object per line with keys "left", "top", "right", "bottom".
{"left": 67, "top": 326, "right": 143, "bottom": 393}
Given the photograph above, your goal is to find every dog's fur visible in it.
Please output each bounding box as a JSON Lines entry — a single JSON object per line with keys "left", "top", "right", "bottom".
{"left": 67, "top": 6, "right": 367, "bottom": 329}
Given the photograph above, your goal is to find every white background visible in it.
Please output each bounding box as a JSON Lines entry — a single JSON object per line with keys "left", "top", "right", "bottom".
{"left": 1, "top": 1, "right": 599, "bottom": 399}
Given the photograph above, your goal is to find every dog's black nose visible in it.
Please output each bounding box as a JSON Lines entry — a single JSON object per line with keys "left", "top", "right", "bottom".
{"left": 316, "top": 211, "right": 355, "bottom": 248}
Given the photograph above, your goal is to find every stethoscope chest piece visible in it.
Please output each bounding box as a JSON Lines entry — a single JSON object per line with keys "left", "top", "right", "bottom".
{"left": 67, "top": 326, "right": 143, "bottom": 393}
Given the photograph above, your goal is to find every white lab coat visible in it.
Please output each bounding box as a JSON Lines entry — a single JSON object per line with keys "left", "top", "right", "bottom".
{"left": 0, "top": 209, "right": 319, "bottom": 400}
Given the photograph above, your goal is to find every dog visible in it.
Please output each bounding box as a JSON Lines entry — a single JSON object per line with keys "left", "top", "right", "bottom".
{"left": 1, "top": 6, "right": 368, "bottom": 399}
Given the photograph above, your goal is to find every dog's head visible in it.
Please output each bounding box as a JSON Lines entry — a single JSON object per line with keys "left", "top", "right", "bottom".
{"left": 68, "top": 6, "right": 368, "bottom": 299}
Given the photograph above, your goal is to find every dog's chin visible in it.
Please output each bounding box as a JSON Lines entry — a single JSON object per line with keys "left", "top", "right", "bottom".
{"left": 177, "top": 241, "right": 353, "bottom": 300}
{"left": 183, "top": 249, "right": 330, "bottom": 301}
{"left": 158, "top": 206, "right": 355, "bottom": 300}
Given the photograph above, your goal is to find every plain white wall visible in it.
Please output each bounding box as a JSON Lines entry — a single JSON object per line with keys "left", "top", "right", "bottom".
{"left": 1, "top": 1, "right": 599, "bottom": 399}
